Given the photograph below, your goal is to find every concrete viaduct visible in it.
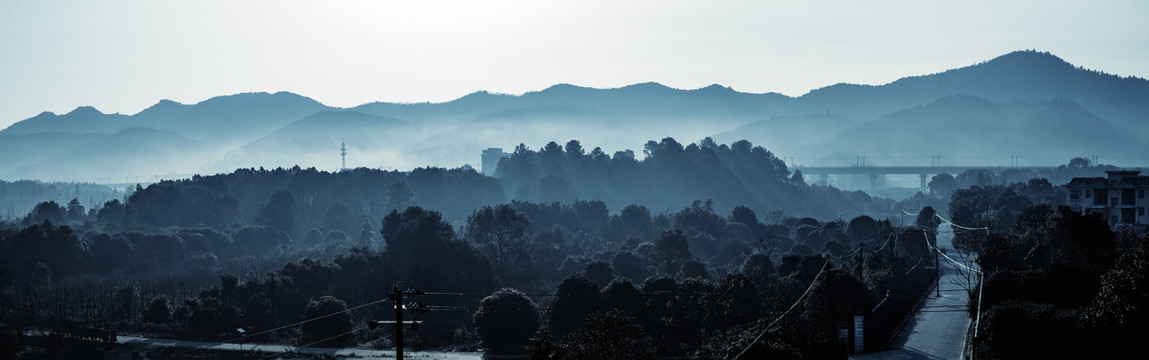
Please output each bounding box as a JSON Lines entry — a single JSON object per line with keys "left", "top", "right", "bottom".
{"left": 793, "top": 166, "right": 1057, "bottom": 192}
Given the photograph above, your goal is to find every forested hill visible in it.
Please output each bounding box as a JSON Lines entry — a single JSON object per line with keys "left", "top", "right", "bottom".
{"left": 2, "top": 50, "right": 1147, "bottom": 182}
{"left": 81, "top": 138, "right": 879, "bottom": 232}
{"left": 495, "top": 137, "right": 882, "bottom": 219}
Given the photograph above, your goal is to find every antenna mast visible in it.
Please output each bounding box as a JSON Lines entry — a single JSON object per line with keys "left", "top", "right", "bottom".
{"left": 340, "top": 142, "right": 347, "bottom": 170}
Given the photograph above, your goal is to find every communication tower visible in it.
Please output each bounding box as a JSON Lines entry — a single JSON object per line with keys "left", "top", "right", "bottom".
{"left": 340, "top": 142, "right": 348, "bottom": 171}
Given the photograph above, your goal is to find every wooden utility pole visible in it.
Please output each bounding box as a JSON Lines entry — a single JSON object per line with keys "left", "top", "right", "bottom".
{"left": 369, "top": 282, "right": 425, "bottom": 360}
{"left": 394, "top": 286, "right": 404, "bottom": 360}
{"left": 935, "top": 237, "right": 942, "bottom": 297}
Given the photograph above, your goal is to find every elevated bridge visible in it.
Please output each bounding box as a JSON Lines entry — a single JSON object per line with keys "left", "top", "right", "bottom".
{"left": 794, "top": 166, "right": 1058, "bottom": 191}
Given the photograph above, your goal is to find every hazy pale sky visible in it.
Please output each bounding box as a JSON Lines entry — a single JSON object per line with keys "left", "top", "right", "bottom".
{"left": 1, "top": 0, "right": 1146, "bottom": 130}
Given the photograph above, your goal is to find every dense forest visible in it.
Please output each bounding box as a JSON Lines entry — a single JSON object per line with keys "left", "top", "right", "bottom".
{"left": 0, "top": 138, "right": 925, "bottom": 359}
{"left": 936, "top": 164, "right": 1148, "bottom": 359}
{"left": 1, "top": 201, "right": 935, "bottom": 359}
{"left": 0, "top": 137, "right": 1144, "bottom": 359}
{"left": 849, "top": 154, "right": 1145, "bottom": 359}
{"left": 0, "top": 180, "right": 123, "bottom": 221}
{"left": 496, "top": 137, "right": 887, "bottom": 219}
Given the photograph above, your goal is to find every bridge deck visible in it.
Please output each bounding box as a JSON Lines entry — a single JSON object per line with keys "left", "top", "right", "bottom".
{"left": 794, "top": 166, "right": 1055, "bottom": 175}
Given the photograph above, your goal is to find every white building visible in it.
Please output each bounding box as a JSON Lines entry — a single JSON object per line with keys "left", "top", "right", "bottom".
{"left": 1066, "top": 170, "right": 1148, "bottom": 229}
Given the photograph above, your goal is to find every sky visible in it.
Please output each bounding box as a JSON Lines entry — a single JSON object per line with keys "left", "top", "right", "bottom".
{"left": 1, "top": 0, "right": 1147, "bottom": 131}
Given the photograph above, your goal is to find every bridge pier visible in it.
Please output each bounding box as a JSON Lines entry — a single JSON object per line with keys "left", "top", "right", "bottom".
{"left": 920, "top": 174, "right": 928, "bottom": 191}
{"left": 870, "top": 173, "right": 878, "bottom": 192}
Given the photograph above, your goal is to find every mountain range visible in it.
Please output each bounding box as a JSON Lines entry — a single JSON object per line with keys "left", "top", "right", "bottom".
{"left": 1, "top": 50, "right": 1146, "bottom": 182}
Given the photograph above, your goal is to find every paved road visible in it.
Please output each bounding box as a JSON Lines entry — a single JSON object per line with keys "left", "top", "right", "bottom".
{"left": 856, "top": 228, "right": 975, "bottom": 360}
{"left": 116, "top": 335, "right": 483, "bottom": 359}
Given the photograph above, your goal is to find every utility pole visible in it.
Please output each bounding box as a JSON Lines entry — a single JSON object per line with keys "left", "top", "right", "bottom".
{"left": 370, "top": 282, "right": 426, "bottom": 360}
{"left": 394, "top": 286, "right": 404, "bottom": 360}
{"left": 935, "top": 233, "right": 942, "bottom": 297}
{"left": 889, "top": 233, "right": 896, "bottom": 290}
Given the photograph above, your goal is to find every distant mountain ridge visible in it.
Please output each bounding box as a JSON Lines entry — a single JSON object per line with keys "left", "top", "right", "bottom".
{"left": 813, "top": 95, "right": 1148, "bottom": 166}
{"left": 2, "top": 50, "right": 1146, "bottom": 182}
{"left": 801, "top": 51, "right": 1149, "bottom": 132}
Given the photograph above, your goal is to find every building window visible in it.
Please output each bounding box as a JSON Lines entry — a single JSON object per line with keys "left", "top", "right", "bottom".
{"left": 1140, "top": 190, "right": 1145, "bottom": 199}
{"left": 1141, "top": 208, "right": 1146, "bottom": 216}
{"left": 1070, "top": 190, "right": 1080, "bottom": 200}
{"left": 1086, "top": 190, "right": 1092, "bottom": 198}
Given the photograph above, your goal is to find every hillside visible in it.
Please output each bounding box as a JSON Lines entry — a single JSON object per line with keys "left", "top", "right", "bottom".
{"left": 211, "top": 110, "right": 412, "bottom": 172}
{"left": 812, "top": 96, "right": 1149, "bottom": 165}
{"left": 1, "top": 107, "right": 135, "bottom": 136}
{"left": 1, "top": 50, "right": 1146, "bottom": 182}
{"left": 2, "top": 127, "right": 209, "bottom": 181}
{"left": 800, "top": 51, "right": 1149, "bottom": 136}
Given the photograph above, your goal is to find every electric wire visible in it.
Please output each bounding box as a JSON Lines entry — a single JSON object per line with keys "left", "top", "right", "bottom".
{"left": 935, "top": 213, "right": 989, "bottom": 231}
{"left": 734, "top": 255, "right": 831, "bottom": 360}
{"left": 136, "top": 209, "right": 995, "bottom": 357}
{"left": 134, "top": 297, "right": 387, "bottom": 360}
{"left": 223, "top": 297, "right": 388, "bottom": 344}
{"left": 922, "top": 230, "right": 978, "bottom": 274}
{"left": 258, "top": 329, "right": 360, "bottom": 359}
{"left": 874, "top": 232, "right": 894, "bottom": 252}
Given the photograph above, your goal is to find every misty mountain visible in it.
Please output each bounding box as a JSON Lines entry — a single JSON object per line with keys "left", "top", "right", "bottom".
{"left": 212, "top": 110, "right": 411, "bottom": 171}
{"left": 351, "top": 82, "right": 792, "bottom": 121}
{"left": 801, "top": 50, "right": 1149, "bottom": 136}
{"left": 1, "top": 50, "right": 1145, "bottom": 182}
{"left": 343, "top": 83, "right": 789, "bottom": 167}
{"left": 0, "top": 107, "right": 135, "bottom": 136}
{"left": 2, "top": 127, "right": 207, "bottom": 181}
{"left": 132, "top": 99, "right": 191, "bottom": 124}
{"left": 514, "top": 82, "right": 792, "bottom": 118}
{"left": 159, "top": 91, "right": 331, "bottom": 144}
{"left": 1008, "top": 99, "right": 1148, "bottom": 158}
{"left": 0, "top": 132, "right": 104, "bottom": 175}
{"left": 812, "top": 95, "right": 1149, "bottom": 165}
{"left": 712, "top": 112, "right": 862, "bottom": 159}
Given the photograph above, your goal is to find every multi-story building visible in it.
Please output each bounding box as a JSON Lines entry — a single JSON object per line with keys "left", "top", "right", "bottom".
{"left": 481, "top": 148, "right": 510, "bottom": 176}
{"left": 1066, "top": 170, "right": 1149, "bottom": 229}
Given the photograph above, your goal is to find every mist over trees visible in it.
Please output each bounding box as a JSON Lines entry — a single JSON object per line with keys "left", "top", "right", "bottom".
{"left": 2, "top": 51, "right": 1147, "bottom": 183}
{"left": 1, "top": 139, "right": 1144, "bottom": 359}
{"left": 0, "top": 134, "right": 945, "bottom": 358}
{"left": 497, "top": 137, "right": 887, "bottom": 219}
{"left": 0, "top": 50, "right": 1146, "bottom": 359}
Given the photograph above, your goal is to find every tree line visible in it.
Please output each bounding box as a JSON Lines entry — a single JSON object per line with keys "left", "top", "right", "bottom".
{"left": 497, "top": 137, "right": 888, "bottom": 219}
{"left": 1, "top": 197, "right": 938, "bottom": 359}
{"left": 4, "top": 138, "right": 1127, "bottom": 358}
{"left": 943, "top": 181, "right": 1147, "bottom": 359}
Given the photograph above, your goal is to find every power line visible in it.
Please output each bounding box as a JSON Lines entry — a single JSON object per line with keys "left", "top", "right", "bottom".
{"left": 935, "top": 213, "right": 988, "bottom": 231}
{"left": 734, "top": 255, "right": 831, "bottom": 360}
{"left": 223, "top": 297, "right": 388, "bottom": 344}
{"left": 874, "top": 232, "right": 894, "bottom": 252}
{"left": 922, "top": 230, "right": 978, "bottom": 274}
{"left": 141, "top": 297, "right": 385, "bottom": 360}
{"left": 291, "top": 329, "right": 358, "bottom": 355}
{"left": 255, "top": 328, "right": 361, "bottom": 359}
{"left": 422, "top": 291, "right": 556, "bottom": 297}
